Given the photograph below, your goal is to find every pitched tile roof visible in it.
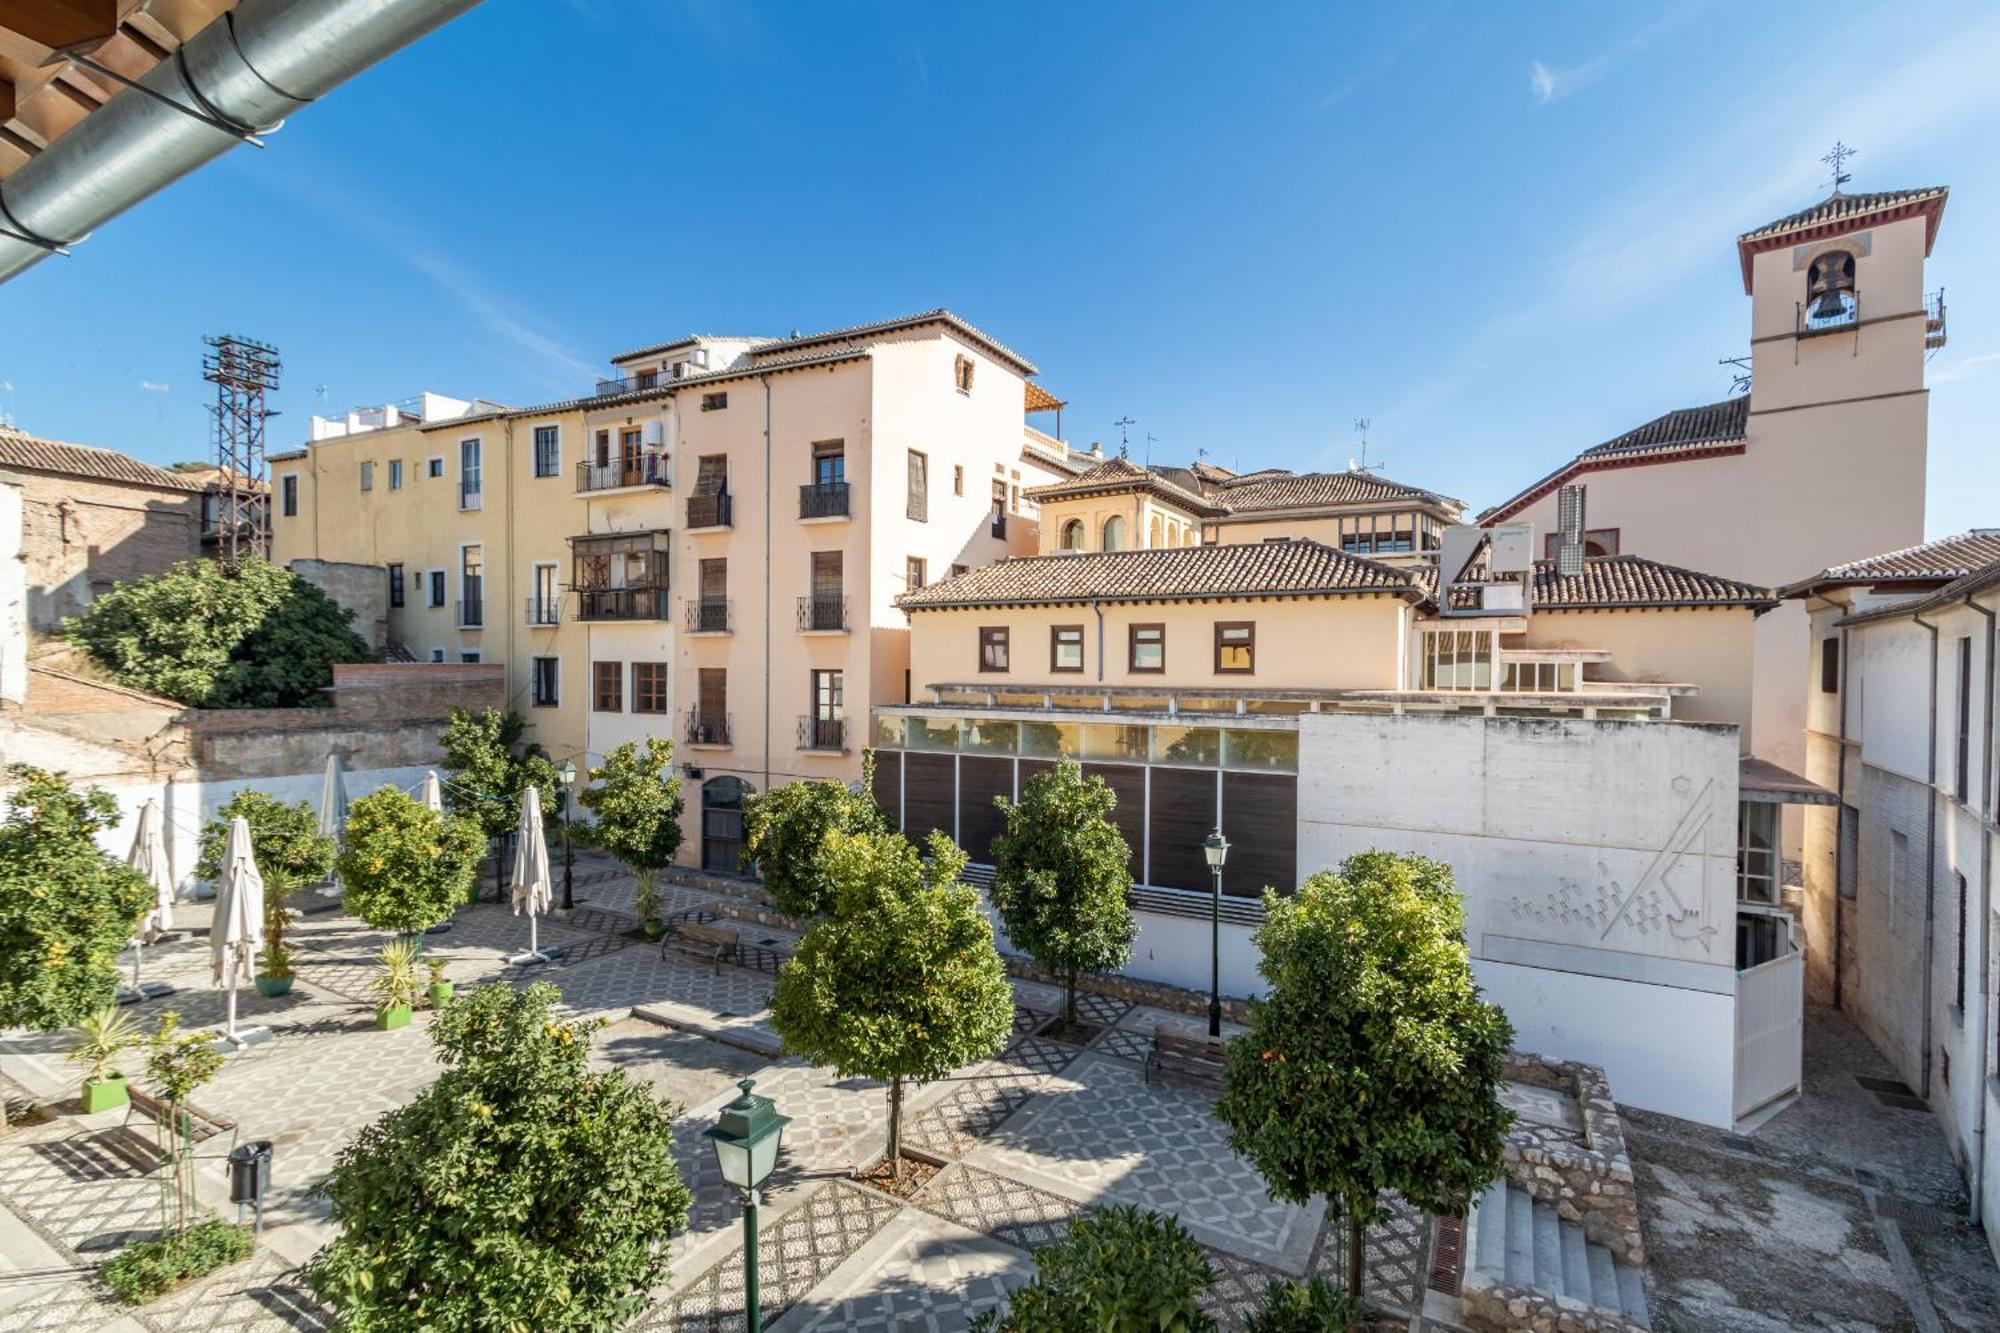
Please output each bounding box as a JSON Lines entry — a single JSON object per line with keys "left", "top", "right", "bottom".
{"left": 0, "top": 428, "right": 206, "bottom": 492}
{"left": 1216, "top": 469, "right": 1462, "bottom": 513}
{"left": 896, "top": 540, "right": 1420, "bottom": 610}
{"left": 1739, "top": 187, "right": 1949, "bottom": 244}
{"left": 1836, "top": 547, "right": 2000, "bottom": 628}
{"left": 1419, "top": 555, "right": 1775, "bottom": 613}
{"left": 1579, "top": 396, "right": 1749, "bottom": 459}
{"left": 1023, "top": 457, "right": 1225, "bottom": 515}
{"left": 1783, "top": 531, "right": 2000, "bottom": 597}
{"left": 1735, "top": 186, "right": 1947, "bottom": 291}
{"left": 746, "top": 308, "right": 1039, "bottom": 375}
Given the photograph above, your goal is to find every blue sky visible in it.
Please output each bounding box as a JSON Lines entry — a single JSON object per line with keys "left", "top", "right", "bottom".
{"left": 6, "top": 1, "right": 1997, "bottom": 539}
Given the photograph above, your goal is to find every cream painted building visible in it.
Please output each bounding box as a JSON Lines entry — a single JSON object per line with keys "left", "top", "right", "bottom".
{"left": 271, "top": 310, "right": 1076, "bottom": 863}
{"left": 1482, "top": 186, "right": 1947, "bottom": 816}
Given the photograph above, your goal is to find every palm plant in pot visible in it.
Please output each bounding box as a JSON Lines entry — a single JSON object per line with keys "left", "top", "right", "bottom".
{"left": 69, "top": 1005, "right": 140, "bottom": 1113}
{"left": 369, "top": 939, "right": 421, "bottom": 1030}
{"left": 425, "top": 956, "right": 453, "bottom": 1008}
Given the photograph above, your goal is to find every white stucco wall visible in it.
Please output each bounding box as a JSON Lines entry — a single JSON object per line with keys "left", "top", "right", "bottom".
{"left": 0, "top": 477, "right": 24, "bottom": 706}
{"left": 1294, "top": 710, "right": 1746, "bottom": 1125}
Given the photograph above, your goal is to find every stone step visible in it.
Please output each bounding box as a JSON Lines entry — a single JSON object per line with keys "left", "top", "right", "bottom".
{"left": 1464, "top": 1179, "right": 1650, "bottom": 1330}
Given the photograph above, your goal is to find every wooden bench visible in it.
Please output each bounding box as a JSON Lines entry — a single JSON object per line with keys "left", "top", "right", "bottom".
{"left": 126, "top": 1087, "right": 238, "bottom": 1154}
{"left": 1143, "top": 1028, "right": 1228, "bottom": 1094}
{"left": 664, "top": 919, "right": 741, "bottom": 966}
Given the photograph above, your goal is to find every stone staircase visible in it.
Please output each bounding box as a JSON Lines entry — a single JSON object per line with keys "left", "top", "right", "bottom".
{"left": 1462, "top": 1178, "right": 1650, "bottom": 1332}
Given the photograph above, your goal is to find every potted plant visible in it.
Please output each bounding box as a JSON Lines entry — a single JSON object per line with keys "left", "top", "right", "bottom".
{"left": 256, "top": 942, "right": 296, "bottom": 997}
{"left": 69, "top": 1005, "right": 139, "bottom": 1113}
{"left": 369, "top": 939, "right": 421, "bottom": 1030}
{"left": 426, "top": 956, "right": 454, "bottom": 1008}
{"left": 636, "top": 879, "right": 665, "bottom": 941}
{"left": 196, "top": 791, "right": 335, "bottom": 1000}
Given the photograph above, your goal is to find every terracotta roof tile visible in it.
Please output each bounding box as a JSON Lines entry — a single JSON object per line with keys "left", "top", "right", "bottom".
{"left": 0, "top": 428, "right": 206, "bottom": 492}
{"left": 1739, "top": 187, "right": 1948, "bottom": 244}
{"left": 1023, "top": 457, "right": 1225, "bottom": 515}
{"left": 1217, "top": 469, "right": 1460, "bottom": 513}
{"left": 1579, "top": 396, "right": 1749, "bottom": 459}
{"left": 749, "top": 309, "right": 1039, "bottom": 375}
{"left": 897, "top": 540, "right": 1419, "bottom": 610}
{"left": 1784, "top": 531, "right": 2000, "bottom": 596}
{"left": 1419, "top": 555, "right": 1775, "bottom": 612}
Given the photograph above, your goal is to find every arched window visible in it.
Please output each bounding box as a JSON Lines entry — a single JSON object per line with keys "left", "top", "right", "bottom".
{"left": 1806, "top": 250, "right": 1857, "bottom": 329}
{"left": 1060, "top": 518, "right": 1085, "bottom": 550}
{"left": 1102, "top": 515, "right": 1127, "bottom": 552}
{"left": 1148, "top": 515, "right": 1162, "bottom": 548}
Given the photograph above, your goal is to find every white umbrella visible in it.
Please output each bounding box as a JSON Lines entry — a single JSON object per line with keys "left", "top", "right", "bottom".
{"left": 507, "top": 786, "right": 555, "bottom": 965}
{"left": 121, "top": 800, "right": 178, "bottom": 1002}
{"left": 317, "top": 755, "right": 350, "bottom": 898}
{"left": 419, "top": 770, "right": 444, "bottom": 813}
{"left": 211, "top": 816, "right": 268, "bottom": 1047}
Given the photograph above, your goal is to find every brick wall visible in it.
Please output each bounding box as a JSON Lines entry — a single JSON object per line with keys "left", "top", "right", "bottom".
{"left": 16, "top": 471, "right": 200, "bottom": 631}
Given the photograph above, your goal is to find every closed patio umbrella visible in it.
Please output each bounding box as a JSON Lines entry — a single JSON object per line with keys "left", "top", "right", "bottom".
{"left": 419, "top": 769, "right": 444, "bottom": 813}
{"left": 317, "top": 754, "right": 350, "bottom": 898}
{"left": 120, "top": 799, "right": 178, "bottom": 1002}
{"left": 506, "top": 785, "right": 556, "bottom": 965}
{"left": 211, "top": 816, "right": 270, "bottom": 1048}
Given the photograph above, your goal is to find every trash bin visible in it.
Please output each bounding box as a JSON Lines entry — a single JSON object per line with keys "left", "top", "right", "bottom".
{"left": 227, "top": 1140, "right": 273, "bottom": 1205}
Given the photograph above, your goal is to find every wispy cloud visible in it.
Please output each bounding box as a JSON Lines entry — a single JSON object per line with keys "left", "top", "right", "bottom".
{"left": 1930, "top": 352, "right": 2000, "bottom": 385}
{"left": 1317, "top": 4, "right": 1452, "bottom": 113}
{"left": 1529, "top": 6, "right": 1699, "bottom": 105}
{"left": 138, "top": 380, "right": 170, "bottom": 393}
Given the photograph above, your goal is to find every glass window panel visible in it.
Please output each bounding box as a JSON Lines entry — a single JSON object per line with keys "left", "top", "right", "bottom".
{"left": 1152, "top": 725, "right": 1221, "bottom": 766}
{"left": 1224, "top": 729, "right": 1298, "bottom": 771}
{"left": 1082, "top": 724, "right": 1151, "bottom": 762}
{"left": 908, "top": 716, "right": 960, "bottom": 751}
{"left": 874, "top": 715, "right": 906, "bottom": 747}
{"left": 961, "top": 719, "right": 1018, "bottom": 754}
{"left": 1019, "top": 721, "right": 1081, "bottom": 758}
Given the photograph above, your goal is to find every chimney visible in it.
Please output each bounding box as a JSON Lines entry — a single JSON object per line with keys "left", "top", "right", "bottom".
{"left": 1556, "top": 484, "right": 1587, "bottom": 576}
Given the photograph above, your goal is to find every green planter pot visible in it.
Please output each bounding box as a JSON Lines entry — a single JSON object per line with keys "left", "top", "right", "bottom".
{"left": 428, "top": 982, "right": 455, "bottom": 1008}
{"left": 375, "top": 1004, "right": 413, "bottom": 1031}
{"left": 641, "top": 919, "right": 666, "bottom": 941}
{"left": 80, "top": 1074, "right": 128, "bottom": 1114}
{"left": 254, "top": 974, "right": 294, "bottom": 997}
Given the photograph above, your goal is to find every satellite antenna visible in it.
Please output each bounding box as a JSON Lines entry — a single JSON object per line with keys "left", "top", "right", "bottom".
{"left": 1822, "top": 141, "right": 1855, "bottom": 193}
{"left": 1348, "top": 418, "right": 1383, "bottom": 474}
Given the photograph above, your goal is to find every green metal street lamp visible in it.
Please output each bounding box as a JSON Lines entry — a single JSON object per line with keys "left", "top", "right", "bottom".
{"left": 557, "top": 758, "right": 578, "bottom": 913}
{"left": 1203, "top": 829, "right": 1230, "bottom": 1038}
{"left": 705, "top": 1079, "right": 790, "bottom": 1332}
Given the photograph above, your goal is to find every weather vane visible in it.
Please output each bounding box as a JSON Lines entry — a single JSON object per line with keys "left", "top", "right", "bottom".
{"left": 1113, "top": 415, "right": 1135, "bottom": 456}
{"left": 1822, "top": 141, "right": 1855, "bottom": 192}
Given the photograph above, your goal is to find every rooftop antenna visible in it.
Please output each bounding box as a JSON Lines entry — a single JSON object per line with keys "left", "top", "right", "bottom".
{"left": 1718, "top": 355, "right": 1752, "bottom": 396}
{"left": 1821, "top": 141, "right": 1855, "bottom": 193}
{"left": 1348, "top": 418, "right": 1383, "bottom": 474}
{"left": 0, "top": 379, "right": 13, "bottom": 429}
{"left": 1113, "top": 415, "right": 1135, "bottom": 458}
{"left": 1144, "top": 431, "right": 1160, "bottom": 466}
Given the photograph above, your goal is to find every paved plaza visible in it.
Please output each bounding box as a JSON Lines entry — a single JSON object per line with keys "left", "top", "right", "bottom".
{"left": 0, "top": 856, "right": 1437, "bottom": 1332}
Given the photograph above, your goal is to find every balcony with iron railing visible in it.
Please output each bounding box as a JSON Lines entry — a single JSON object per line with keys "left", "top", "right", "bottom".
{"left": 684, "top": 707, "right": 731, "bottom": 747}
{"left": 590, "top": 367, "right": 688, "bottom": 398}
{"left": 577, "top": 452, "right": 670, "bottom": 494}
{"left": 525, "top": 597, "right": 561, "bottom": 628}
{"left": 1925, "top": 287, "right": 1948, "bottom": 350}
{"left": 798, "top": 715, "right": 846, "bottom": 752}
{"left": 798, "top": 480, "right": 851, "bottom": 520}
{"left": 687, "top": 491, "right": 733, "bottom": 530}
{"left": 798, "top": 593, "right": 849, "bottom": 633}
{"left": 458, "top": 481, "right": 483, "bottom": 511}
{"left": 576, "top": 585, "right": 670, "bottom": 621}
{"left": 685, "top": 596, "right": 731, "bottom": 634}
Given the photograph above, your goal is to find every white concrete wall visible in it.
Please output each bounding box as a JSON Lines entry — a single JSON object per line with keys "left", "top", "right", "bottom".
{"left": 1294, "top": 710, "right": 1746, "bottom": 1126}
{"left": 0, "top": 477, "right": 23, "bottom": 706}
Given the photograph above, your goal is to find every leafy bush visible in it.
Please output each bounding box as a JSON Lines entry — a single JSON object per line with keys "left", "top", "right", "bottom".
{"left": 973, "top": 1206, "right": 1216, "bottom": 1332}
{"left": 336, "top": 787, "right": 485, "bottom": 934}
{"left": 65, "top": 557, "right": 369, "bottom": 708}
{"left": 100, "top": 1220, "right": 254, "bottom": 1304}
{"left": 741, "top": 754, "right": 887, "bottom": 916}
{"left": 439, "top": 709, "right": 560, "bottom": 844}
{"left": 1215, "top": 852, "right": 1513, "bottom": 1309}
{"left": 576, "top": 739, "right": 682, "bottom": 929}
{"left": 0, "top": 767, "right": 153, "bottom": 1066}
{"left": 1244, "top": 1277, "right": 1364, "bottom": 1332}
{"left": 196, "top": 790, "right": 335, "bottom": 979}
{"left": 303, "top": 983, "right": 691, "bottom": 1332}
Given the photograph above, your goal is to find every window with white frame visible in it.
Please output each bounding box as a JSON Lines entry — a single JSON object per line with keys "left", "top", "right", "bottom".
{"left": 533, "top": 425, "right": 561, "bottom": 478}
{"left": 1420, "top": 628, "right": 1494, "bottom": 690}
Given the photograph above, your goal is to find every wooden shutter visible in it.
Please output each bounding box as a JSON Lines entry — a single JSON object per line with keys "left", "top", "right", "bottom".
{"left": 700, "top": 559, "right": 727, "bottom": 598}
{"left": 698, "top": 668, "right": 727, "bottom": 719}
{"left": 812, "top": 550, "right": 843, "bottom": 594}
{"left": 695, "top": 454, "right": 727, "bottom": 494}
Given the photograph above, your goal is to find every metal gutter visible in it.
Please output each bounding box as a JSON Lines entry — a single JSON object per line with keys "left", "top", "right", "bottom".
{"left": 0, "top": 0, "right": 483, "bottom": 284}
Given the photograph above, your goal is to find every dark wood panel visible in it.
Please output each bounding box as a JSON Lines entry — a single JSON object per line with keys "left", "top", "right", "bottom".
{"left": 904, "top": 753, "right": 956, "bottom": 848}
{"left": 870, "top": 750, "right": 902, "bottom": 831}
{"left": 1081, "top": 762, "right": 1146, "bottom": 881}
{"left": 958, "top": 756, "right": 1014, "bottom": 865}
{"left": 1147, "top": 768, "right": 1218, "bottom": 892}
{"left": 1221, "top": 771, "right": 1297, "bottom": 900}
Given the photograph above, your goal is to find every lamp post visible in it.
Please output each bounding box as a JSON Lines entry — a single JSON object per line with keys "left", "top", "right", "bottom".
{"left": 558, "top": 759, "right": 577, "bottom": 913}
{"left": 705, "top": 1079, "right": 790, "bottom": 1333}
{"left": 1203, "top": 829, "right": 1230, "bottom": 1038}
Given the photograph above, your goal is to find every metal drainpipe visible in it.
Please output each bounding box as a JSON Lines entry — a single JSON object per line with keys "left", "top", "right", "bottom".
{"left": 1093, "top": 599, "right": 1105, "bottom": 682}
{"left": 1964, "top": 592, "right": 1996, "bottom": 1226}
{"left": 1914, "top": 610, "right": 1940, "bottom": 1098}
{"left": 1834, "top": 621, "right": 1851, "bottom": 1010}
{"left": 0, "top": 0, "right": 484, "bottom": 284}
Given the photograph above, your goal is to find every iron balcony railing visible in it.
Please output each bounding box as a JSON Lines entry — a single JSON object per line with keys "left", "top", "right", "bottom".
{"left": 456, "top": 599, "right": 483, "bottom": 629}
{"left": 524, "top": 597, "right": 560, "bottom": 627}
{"left": 991, "top": 511, "right": 1008, "bottom": 540}
{"left": 687, "top": 491, "right": 733, "bottom": 529}
{"left": 685, "top": 597, "right": 731, "bottom": 633}
{"left": 685, "top": 708, "right": 730, "bottom": 747}
{"left": 576, "top": 586, "right": 670, "bottom": 621}
{"left": 1925, "top": 287, "right": 1948, "bottom": 349}
{"left": 798, "top": 593, "right": 848, "bottom": 632}
{"left": 458, "top": 482, "right": 483, "bottom": 510}
{"left": 798, "top": 715, "right": 846, "bottom": 751}
{"left": 591, "top": 368, "right": 681, "bottom": 397}
{"left": 798, "top": 480, "right": 851, "bottom": 519}
{"left": 576, "top": 453, "right": 670, "bottom": 492}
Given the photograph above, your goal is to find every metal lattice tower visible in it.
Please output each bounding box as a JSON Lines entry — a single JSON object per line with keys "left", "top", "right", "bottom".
{"left": 202, "top": 334, "right": 280, "bottom": 566}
